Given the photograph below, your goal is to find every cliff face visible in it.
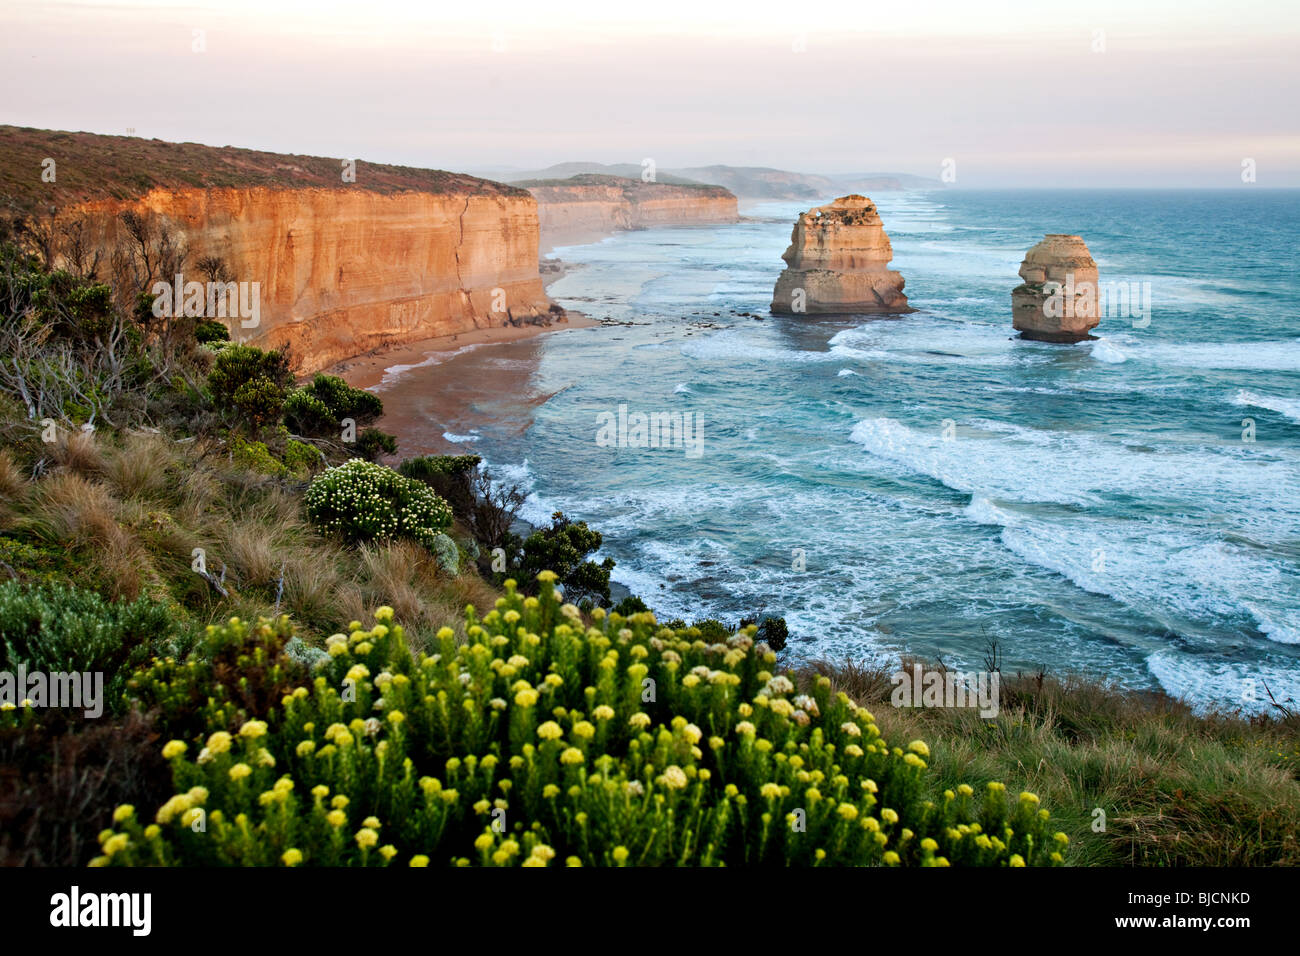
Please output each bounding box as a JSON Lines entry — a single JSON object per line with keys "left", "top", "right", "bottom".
{"left": 1, "top": 126, "right": 553, "bottom": 374}
{"left": 71, "top": 186, "right": 550, "bottom": 373}
{"left": 1011, "top": 234, "right": 1100, "bottom": 342}
{"left": 520, "top": 175, "right": 738, "bottom": 248}
{"left": 770, "top": 195, "right": 911, "bottom": 314}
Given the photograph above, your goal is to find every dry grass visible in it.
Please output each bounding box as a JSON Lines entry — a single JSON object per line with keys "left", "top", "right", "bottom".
{"left": 102, "top": 432, "right": 172, "bottom": 501}
{"left": 49, "top": 429, "right": 104, "bottom": 477}
{"left": 799, "top": 657, "right": 1300, "bottom": 866}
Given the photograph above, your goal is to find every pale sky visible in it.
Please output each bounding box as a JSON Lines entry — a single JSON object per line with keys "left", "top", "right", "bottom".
{"left": 2, "top": 0, "right": 1297, "bottom": 186}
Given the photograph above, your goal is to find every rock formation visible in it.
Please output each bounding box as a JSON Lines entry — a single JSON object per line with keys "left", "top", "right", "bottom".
{"left": 1011, "top": 234, "right": 1100, "bottom": 342}
{"left": 521, "top": 174, "right": 738, "bottom": 251}
{"left": 770, "top": 195, "right": 911, "bottom": 314}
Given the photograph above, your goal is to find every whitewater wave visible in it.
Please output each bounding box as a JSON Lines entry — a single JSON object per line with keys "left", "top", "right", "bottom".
{"left": 1088, "top": 338, "right": 1128, "bottom": 363}
{"left": 442, "top": 431, "right": 480, "bottom": 444}
{"left": 1146, "top": 651, "right": 1300, "bottom": 717}
{"left": 1233, "top": 389, "right": 1300, "bottom": 424}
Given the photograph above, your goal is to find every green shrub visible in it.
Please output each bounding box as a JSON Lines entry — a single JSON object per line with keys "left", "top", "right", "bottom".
{"left": 611, "top": 595, "right": 648, "bottom": 617}
{"left": 742, "top": 616, "right": 789, "bottom": 653}
{"left": 398, "top": 454, "right": 481, "bottom": 518}
{"left": 0, "top": 581, "right": 178, "bottom": 711}
{"left": 304, "top": 459, "right": 452, "bottom": 549}
{"left": 207, "top": 345, "right": 292, "bottom": 433}
{"left": 194, "top": 319, "right": 230, "bottom": 344}
{"left": 284, "top": 374, "right": 383, "bottom": 438}
{"left": 693, "top": 619, "right": 733, "bottom": 643}
{"left": 355, "top": 427, "right": 398, "bottom": 461}
{"left": 229, "top": 436, "right": 288, "bottom": 477}
{"left": 283, "top": 389, "right": 336, "bottom": 435}
{"left": 283, "top": 439, "right": 322, "bottom": 477}
{"left": 92, "top": 576, "right": 1067, "bottom": 867}
{"left": 519, "top": 511, "right": 614, "bottom": 606}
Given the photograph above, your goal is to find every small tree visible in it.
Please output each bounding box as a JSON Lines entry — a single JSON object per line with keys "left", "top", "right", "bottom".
{"left": 519, "top": 511, "right": 615, "bottom": 606}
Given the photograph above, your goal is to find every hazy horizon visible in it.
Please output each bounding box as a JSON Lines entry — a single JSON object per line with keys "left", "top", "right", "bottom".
{"left": 3, "top": 0, "right": 1297, "bottom": 188}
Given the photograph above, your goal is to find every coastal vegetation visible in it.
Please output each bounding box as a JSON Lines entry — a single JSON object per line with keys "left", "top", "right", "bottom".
{"left": 0, "top": 219, "right": 1297, "bottom": 868}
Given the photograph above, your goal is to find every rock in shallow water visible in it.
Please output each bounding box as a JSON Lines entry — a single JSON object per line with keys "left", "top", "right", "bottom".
{"left": 771, "top": 195, "right": 912, "bottom": 315}
{"left": 1011, "top": 234, "right": 1101, "bottom": 342}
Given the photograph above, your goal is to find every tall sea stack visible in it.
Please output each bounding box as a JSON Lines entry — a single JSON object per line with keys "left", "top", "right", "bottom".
{"left": 1011, "top": 234, "right": 1100, "bottom": 342}
{"left": 771, "top": 195, "right": 911, "bottom": 314}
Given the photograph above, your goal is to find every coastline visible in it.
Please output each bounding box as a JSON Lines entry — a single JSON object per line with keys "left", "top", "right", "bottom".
{"left": 326, "top": 257, "right": 594, "bottom": 393}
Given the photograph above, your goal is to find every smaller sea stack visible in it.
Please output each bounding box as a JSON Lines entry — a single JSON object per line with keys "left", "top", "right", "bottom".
{"left": 1011, "top": 234, "right": 1100, "bottom": 342}
{"left": 771, "top": 195, "right": 911, "bottom": 315}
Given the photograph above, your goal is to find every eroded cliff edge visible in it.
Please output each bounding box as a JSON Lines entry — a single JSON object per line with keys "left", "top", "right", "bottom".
{"left": 518, "top": 174, "right": 739, "bottom": 250}
{"left": 0, "top": 126, "right": 552, "bottom": 373}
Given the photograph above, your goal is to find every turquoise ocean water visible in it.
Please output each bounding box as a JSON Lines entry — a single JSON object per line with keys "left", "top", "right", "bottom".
{"left": 377, "top": 189, "right": 1300, "bottom": 714}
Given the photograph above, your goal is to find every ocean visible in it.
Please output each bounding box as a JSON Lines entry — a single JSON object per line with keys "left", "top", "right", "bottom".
{"left": 375, "top": 188, "right": 1300, "bottom": 715}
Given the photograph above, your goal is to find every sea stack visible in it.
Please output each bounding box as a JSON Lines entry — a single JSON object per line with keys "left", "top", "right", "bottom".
{"left": 1011, "top": 234, "right": 1100, "bottom": 342}
{"left": 771, "top": 195, "right": 911, "bottom": 314}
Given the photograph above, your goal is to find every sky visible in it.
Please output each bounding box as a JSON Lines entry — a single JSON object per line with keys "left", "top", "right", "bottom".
{"left": 2, "top": 0, "right": 1298, "bottom": 186}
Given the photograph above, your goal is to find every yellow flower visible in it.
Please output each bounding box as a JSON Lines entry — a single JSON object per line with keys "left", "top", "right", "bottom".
{"left": 537, "top": 721, "right": 563, "bottom": 740}
{"left": 387, "top": 711, "right": 405, "bottom": 725}
{"left": 837, "top": 803, "right": 859, "bottom": 821}
{"left": 957, "top": 783, "right": 974, "bottom": 797}
{"left": 326, "top": 810, "right": 347, "bottom": 827}
{"left": 355, "top": 828, "right": 378, "bottom": 848}
{"left": 112, "top": 804, "right": 135, "bottom": 823}
{"left": 239, "top": 719, "right": 268, "bottom": 738}
{"left": 410, "top": 855, "right": 430, "bottom": 867}
{"left": 612, "top": 846, "right": 629, "bottom": 863}
{"left": 543, "top": 784, "right": 560, "bottom": 798}
{"left": 282, "top": 848, "right": 303, "bottom": 867}
{"left": 560, "top": 747, "right": 584, "bottom": 766}
{"left": 906, "top": 739, "right": 930, "bottom": 758}
{"left": 379, "top": 845, "right": 397, "bottom": 861}
{"left": 1019, "top": 791, "right": 1040, "bottom": 804}
{"left": 734, "top": 721, "right": 756, "bottom": 736}
{"left": 881, "top": 808, "right": 899, "bottom": 824}
{"left": 920, "top": 838, "right": 938, "bottom": 852}
{"left": 161, "top": 740, "right": 186, "bottom": 759}
{"left": 228, "top": 763, "right": 252, "bottom": 781}
{"left": 362, "top": 816, "right": 380, "bottom": 829}
{"left": 661, "top": 765, "right": 688, "bottom": 789}
{"left": 515, "top": 689, "right": 539, "bottom": 707}
{"left": 102, "top": 833, "right": 129, "bottom": 857}
{"left": 883, "top": 851, "right": 900, "bottom": 865}
{"left": 1009, "top": 854, "right": 1025, "bottom": 867}
{"left": 593, "top": 705, "right": 615, "bottom": 720}
{"left": 628, "top": 712, "right": 651, "bottom": 730}
{"left": 311, "top": 785, "right": 329, "bottom": 799}
{"left": 573, "top": 721, "right": 595, "bottom": 739}
{"left": 205, "top": 731, "right": 232, "bottom": 755}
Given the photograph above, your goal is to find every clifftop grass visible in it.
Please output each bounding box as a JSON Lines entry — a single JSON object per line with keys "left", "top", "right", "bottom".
{"left": 0, "top": 125, "right": 529, "bottom": 219}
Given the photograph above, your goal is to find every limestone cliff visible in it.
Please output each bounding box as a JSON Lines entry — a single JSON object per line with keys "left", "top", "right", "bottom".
{"left": 0, "top": 126, "right": 552, "bottom": 373}
{"left": 770, "top": 195, "right": 911, "bottom": 314}
{"left": 1011, "top": 234, "right": 1100, "bottom": 342}
{"left": 72, "top": 187, "right": 549, "bottom": 372}
{"left": 519, "top": 174, "right": 738, "bottom": 249}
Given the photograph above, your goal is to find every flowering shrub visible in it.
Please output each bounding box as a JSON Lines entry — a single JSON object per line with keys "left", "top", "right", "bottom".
{"left": 304, "top": 459, "right": 452, "bottom": 550}
{"left": 95, "top": 576, "right": 1068, "bottom": 867}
